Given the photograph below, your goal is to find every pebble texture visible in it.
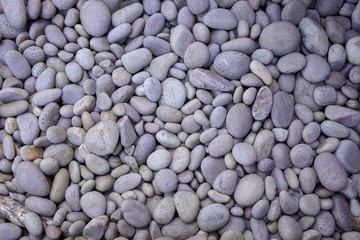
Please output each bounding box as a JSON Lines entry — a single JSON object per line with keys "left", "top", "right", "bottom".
{"left": 0, "top": 0, "right": 359, "bottom": 239}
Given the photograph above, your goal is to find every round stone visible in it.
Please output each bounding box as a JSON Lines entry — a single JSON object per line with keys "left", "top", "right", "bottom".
{"left": 234, "top": 174, "right": 264, "bottom": 207}
{"left": 346, "top": 37, "right": 360, "bottom": 65}
{"left": 80, "top": 0, "right": 110, "bottom": 36}
{"left": 160, "top": 78, "right": 186, "bottom": 109}
{"left": 314, "top": 152, "right": 348, "bottom": 192}
{"left": 259, "top": 21, "right": 300, "bottom": 56}
{"left": 80, "top": 191, "right": 106, "bottom": 218}
{"left": 278, "top": 216, "right": 303, "bottom": 240}
{"left": 214, "top": 51, "right": 250, "bottom": 79}
{"left": 226, "top": 103, "right": 252, "bottom": 138}
{"left": 335, "top": 140, "right": 360, "bottom": 174}
{"left": 15, "top": 161, "right": 50, "bottom": 197}
{"left": 301, "top": 54, "right": 330, "bottom": 83}
{"left": 232, "top": 142, "right": 257, "bottom": 166}
{"left": 197, "top": 204, "right": 230, "bottom": 232}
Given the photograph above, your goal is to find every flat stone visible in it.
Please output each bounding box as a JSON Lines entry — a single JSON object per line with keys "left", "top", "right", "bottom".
{"left": 174, "top": 191, "right": 200, "bottom": 223}
{"left": 15, "top": 161, "right": 50, "bottom": 197}
{"left": 234, "top": 174, "right": 264, "bottom": 207}
{"left": 189, "top": 68, "right": 235, "bottom": 92}
{"left": 121, "top": 200, "right": 151, "bottom": 228}
{"left": 314, "top": 152, "right": 348, "bottom": 192}
{"left": 197, "top": 204, "right": 230, "bottom": 232}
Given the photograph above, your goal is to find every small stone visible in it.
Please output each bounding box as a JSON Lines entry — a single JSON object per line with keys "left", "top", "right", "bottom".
{"left": 314, "top": 152, "right": 348, "bottom": 192}
{"left": 80, "top": 191, "right": 106, "bottom": 218}
{"left": 301, "top": 54, "right": 330, "bottom": 83}
{"left": 160, "top": 78, "right": 186, "bottom": 109}
{"left": 189, "top": 68, "right": 235, "bottom": 92}
{"left": 184, "top": 42, "right": 210, "bottom": 69}
{"left": 299, "top": 17, "right": 329, "bottom": 56}
{"left": 170, "top": 24, "right": 195, "bottom": 58}
{"left": 114, "top": 173, "right": 142, "bottom": 193}
{"left": 258, "top": 21, "right": 300, "bottom": 56}
{"left": 214, "top": 51, "right": 250, "bottom": 79}
{"left": 161, "top": 217, "right": 199, "bottom": 239}
{"left": 271, "top": 91, "right": 294, "bottom": 128}
{"left": 226, "top": 103, "right": 252, "bottom": 138}
{"left": 335, "top": 140, "right": 360, "bottom": 173}
{"left": 250, "top": 60, "right": 272, "bottom": 85}
{"left": 15, "top": 161, "right": 50, "bottom": 197}
{"left": 121, "top": 48, "right": 152, "bottom": 74}
{"left": 24, "top": 212, "right": 43, "bottom": 237}
{"left": 84, "top": 120, "right": 119, "bottom": 156}
{"left": 213, "top": 170, "right": 238, "bottom": 195}
{"left": 252, "top": 86, "right": 273, "bottom": 121}
{"left": 82, "top": 215, "right": 108, "bottom": 239}
{"left": 208, "top": 134, "right": 234, "bottom": 158}
{"left": 4, "top": 50, "right": 31, "bottom": 80}
{"left": 278, "top": 216, "right": 303, "bottom": 240}
{"left": 234, "top": 174, "right": 264, "bottom": 207}
{"left": 197, "top": 204, "right": 230, "bottom": 232}
{"left": 0, "top": 223, "right": 22, "bottom": 240}
{"left": 121, "top": 200, "right": 151, "bottom": 228}
{"left": 346, "top": 37, "right": 360, "bottom": 65}
{"left": 80, "top": 0, "right": 110, "bottom": 36}
{"left": 332, "top": 194, "right": 355, "bottom": 231}
{"left": 154, "top": 169, "right": 178, "bottom": 194}
{"left": 174, "top": 191, "right": 200, "bottom": 223}
{"left": 203, "top": 9, "right": 238, "bottom": 30}
{"left": 277, "top": 53, "right": 306, "bottom": 73}
{"left": 232, "top": 143, "right": 257, "bottom": 166}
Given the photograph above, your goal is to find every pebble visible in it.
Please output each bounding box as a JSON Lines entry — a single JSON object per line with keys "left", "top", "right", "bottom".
{"left": 277, "top": 53, "right": 306, "bottom": 74}
{"left": 332, "top": 194, "right": 355, "bottom": 231}
{"left": 121, "top": 199, "right": 151, "bottom": 228}
{"left": 170, "top": 24, "right": 195, "bottom": 58}
{"left": 84, "top": 120, "right": 119, "bottom": 156}
{"left": 258, "top": 21, "right": 300, "bottom": 56}
{"left": 346, "top": 37, "right": 360, "bottom": 65}
{"left": 278, "top": 216, "right": 303, "bottom": 240}
{"left": 161, "top": 217, "right": 199, "bottom": 240}
{"left": 174, "top": 191, "right": 200, "bottom": 223}
{"left": 226, "top": 103, "right": 252, "bottom": 138}
{"left": 314, "top": 211, "right": 336, "bottom": 237}
{"left": 82, "top": 215, "right": 108, "bottom": 239}
{"left": 114, "top": 173, "right": 142, "bottom": 193}
{"left": 184, "top": 42, "right": 210, "bottom": 69}
{"left": 2, "top": 0, "right": 27, "bottom": 29}
{"left": 0, "top": 223, "right": 22, "bottom": 240}
{"left": 160, "top": 78, "right": 186, "bottom": 109}
{"left": 301, "top": 54, "right": 330, "bottom": 83}
{"left": 234, "top": 174, "right": 264, "bottom": 207}
{"left": 314, "top": 152, "right": 348, "bottom": 192}
{"left": 150, "top": 52, "right": 178, "bottom": 81}
{"left": 24, "top": 212, "right": 43, "bottom": 237}
{"left": 299, "top": 17, "right": 329, "bottom": 56}
{"left": 15, "top": 161, "right": 50, "bottom": 197}
{"left": 121, "top": 48, "right": 152, "bottom": 74}
{"left": 208, "top": 134, "right": 233, "bottom": 157}
{"left": 213, "top": 170, "right": 238, "bottom": 195}
{"left": 325, "top": 105, "right": 360, "bottom": 128}
{"left": 252, "top": 86, "right": 273, "bottom": 121}
{"left": 154, "top": 168, "right": 178, "bottom": 194}
{"left": 335, "top": 140, "right": 360, "bottom": 173}
{"left": 153, "top": 196, "right": 176, "bottom": 225}
{"left": 290, "top": 143, "right": 314, "bottom": 168}
{"left": 232, "top": 142, "right": 257, "bottom": 166}
{"left": 189, "top": 68, "right": 235, "bottom": 92}
{"left": 203, "top": 9, "right": 238, "bottom": 30}
{"left": 271, "top": 91, "right": 294, "bottom": 128}
{"left": 4, "top": 50, "right": 31, "bottom": 80}
{"left": 197, "top": 203, "right": 230, "bottom": 232}
{"left": 80, "top": 191, "right": 106, "bottom": 218}
{"left": 80, "top": 0, "right": 110, "bottom": 37}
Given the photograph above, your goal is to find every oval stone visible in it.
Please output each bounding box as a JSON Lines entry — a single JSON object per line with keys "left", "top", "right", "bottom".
{"left": 252, "top": 86, "right": 273, "bottom": 121}
{"left": 234, "top": 174, "right": 264, "bottom": 207}
{"left": 80, "top": 0, "right": 110, "bottom": 36}
{"left": 314, "top": 152, "right": 348, "bottom": 192}
{"left": 15, "top": 161, "right": 50, "bottom": 197}
{"left": 271, "top": 91, "right": 294, "bottom": 128}
{"left": 226, "top": 103, "right": 252, "bottom": 138}
{"left": 197, "top": 204, "right": 230, "bottom": 232}
{"left": 259, "top": 21, "right": 300, "bottom": 56}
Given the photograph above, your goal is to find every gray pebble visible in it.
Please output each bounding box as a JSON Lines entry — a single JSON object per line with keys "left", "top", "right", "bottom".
{"left": 203, "top": 9, "right": 238, "bottom": 30}
{"left": 234, "top": 174, "right": 264, "bottom": 207}
{"left": 0, "top": 223, "right": 22, "bottom": 240}
{"left": 278, "top": 215, "right": 303, "bottom": 240}
{"left": 301, "top": 54, "right": 330, "bottom": 83}
{"left": 25, "top": 196, "right": 57, "bottom": 217}
{"left": 174, "top": 191, "right": 200, "bottom": 223}
{"left": 4, "top": 50, "right": 31, "bottom": 80}
{"left": 299, "top": 17, "right": 329, "bottom": 56}
{"left": 24, "top": 212, "right": 43, "bottom": 237}
{"left": 271, "top": 91, "right": 294, "bottom": 128}
{"left": 121, "top": 199, "right": 151, "bottom": 228}
{"left": 214, "top": 51, "right": 250, "bottom": 79}
{"left": 259, "top": 21, "right": 300, "bottom": 56}
{"left": 277, "top": 53, "right": 306, "bottom": 74}
{"left": 114, "top": 173, "right": 142, "bottom": 193}
{"left": 80, "top": 191, "right": 106, "bottom": 218}
{"left": 197, "top": 203, "right": 230, "bottom": 232}
{"left": 80, "top": 0, "right": 110, "bottom": 36}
